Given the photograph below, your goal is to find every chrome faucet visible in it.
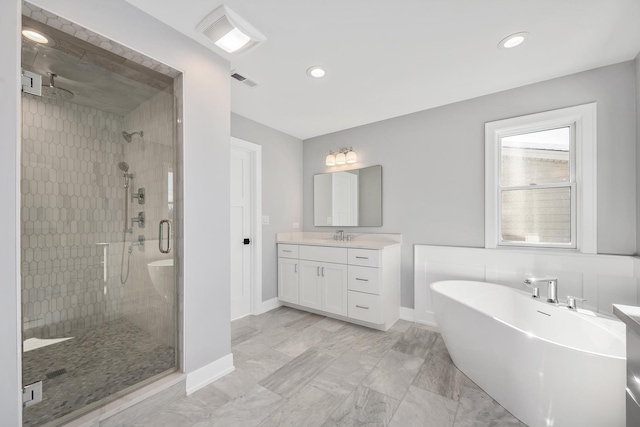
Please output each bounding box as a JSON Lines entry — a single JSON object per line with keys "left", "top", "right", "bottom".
{"left": 524, "top": 277, "right": 558, "bottom": 303}
{"left": 566, "top": 295, "right": 587, "bottom": 310}
{"left": 334, "top": 230, "right": 345, "bottom": 241}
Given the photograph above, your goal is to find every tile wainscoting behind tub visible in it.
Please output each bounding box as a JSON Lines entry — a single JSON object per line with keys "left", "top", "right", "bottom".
{"left": 414, "top": 245, "right": 639, "bottom": 325}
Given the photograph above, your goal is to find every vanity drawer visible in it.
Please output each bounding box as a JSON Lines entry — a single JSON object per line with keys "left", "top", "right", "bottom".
{"left": 348, "top": 291, "right": 382, "bottom": 324}
{"left": 348, "top": 248, "right": 380, "bottom": 267}
{"left": 299, "top": 245, "right": 347, "bottom": 264}
{"left": 348, "top": 265, "right": 381, "bottom": 295}
{"left": 278, "top": 244, "right": 299, "bottom": 259}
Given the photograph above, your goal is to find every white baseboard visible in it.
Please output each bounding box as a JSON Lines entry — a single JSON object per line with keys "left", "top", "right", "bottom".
{"left": 255, "top": 297, "right": 282, "bottom": 315}
{"left": 399, "top": 307, "right": 415, "bottom": 322}
{"left": 415, "top": 311, "right": 438, "bottom": 327}
{"left": 185, "top": 353, "right": 234, "bottom": 395}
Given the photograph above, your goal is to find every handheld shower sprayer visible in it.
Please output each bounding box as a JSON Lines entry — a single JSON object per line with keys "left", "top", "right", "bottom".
{"left": 118, "top": 161, "right": 133, "bottom": 188}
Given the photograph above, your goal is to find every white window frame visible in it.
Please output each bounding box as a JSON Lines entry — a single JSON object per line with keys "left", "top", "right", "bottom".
{"left": 485, "top": 103, "right": 597, "bottom": 253}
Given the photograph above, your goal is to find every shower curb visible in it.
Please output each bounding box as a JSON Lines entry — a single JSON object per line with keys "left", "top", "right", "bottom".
{"left": 59, "top": 372, "right": 185, "bottom": 427}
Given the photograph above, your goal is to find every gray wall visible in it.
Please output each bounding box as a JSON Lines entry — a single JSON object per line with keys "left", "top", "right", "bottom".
{"left": 0, "top": 0, "right": 22, "bottom": 422}
{"left": 304, "top": 61, "right": 637, "bottom": 309}
{"left": 1, "top": 0, "right": 232, "bottom": 422}
{"left": 636, "top": 53, "right": 640, "bottom": 255}
{"left": 231, "top": 113, "right": 303, "bottom": 301}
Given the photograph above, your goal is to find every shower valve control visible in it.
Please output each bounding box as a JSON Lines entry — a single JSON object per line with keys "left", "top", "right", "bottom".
{"left": 132, "top": 187, "right": 145, "bottom": 204}
{"left": 135, "top": 235, "right": 145, "bottom": 250}
{"left": 132, "top": 211, "right": 145, "bottom": 228}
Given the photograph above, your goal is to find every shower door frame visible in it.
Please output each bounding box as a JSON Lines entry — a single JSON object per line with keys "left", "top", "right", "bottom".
{"left": 17, "top": 5, "right": 183, "bottom": 425}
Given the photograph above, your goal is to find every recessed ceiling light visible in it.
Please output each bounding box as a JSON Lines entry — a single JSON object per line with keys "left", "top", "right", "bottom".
{"left": 306, "top": 66, "right": 326, "bottom": 78}
{"left": 22, "top": 28, "right": 49, "bottom": 44}
{"left": 498, "top": 32, "right": 528, "bottom": 50}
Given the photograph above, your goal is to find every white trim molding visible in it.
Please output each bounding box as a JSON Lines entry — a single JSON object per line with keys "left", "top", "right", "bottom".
{"left": 399, "top": 307, "right": 415, "bottom": 322}
{"left": 185, "top": 353, "right": 234, "bottom": 395}
{"left": 485, "top": 103, "right": 597, "bottom": 253}
{"left": 255, "top": 297, "right": 282, "bottom": 315}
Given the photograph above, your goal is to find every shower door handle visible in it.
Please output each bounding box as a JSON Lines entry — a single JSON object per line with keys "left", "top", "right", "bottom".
{"left": 159, "top": 220, "right": 171, "bottom": 254}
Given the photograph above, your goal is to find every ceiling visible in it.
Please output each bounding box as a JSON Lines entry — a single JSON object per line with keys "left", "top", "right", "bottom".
{"left": 125, "top": 0, "right": 640, "bottom": 140}
{"left": 21, "top": 16, "right": 172, "bottom": 117}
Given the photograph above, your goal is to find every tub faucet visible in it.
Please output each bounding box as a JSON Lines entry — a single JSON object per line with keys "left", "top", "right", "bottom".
{"left": 524, "top": 277, "right": 558, "bottom": 303}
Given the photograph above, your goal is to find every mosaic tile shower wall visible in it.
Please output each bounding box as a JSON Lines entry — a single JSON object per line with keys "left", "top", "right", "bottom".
{"left": 21, "top": 93, "right": 127, "bottom": 339}
{"left": 121, "top": 91, "right": 177, "bottom": 347}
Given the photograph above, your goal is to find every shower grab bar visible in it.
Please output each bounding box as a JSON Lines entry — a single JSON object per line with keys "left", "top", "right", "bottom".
{"left": 96, "top": 243, "right": 109, "bottom": 282}
{"left": 159, "top": 220, "right": 171, "bottom": 254}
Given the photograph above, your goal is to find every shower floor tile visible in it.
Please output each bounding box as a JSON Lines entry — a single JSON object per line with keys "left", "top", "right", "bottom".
{"left": 22, "top": 317, "right": 175, "bottom": 427}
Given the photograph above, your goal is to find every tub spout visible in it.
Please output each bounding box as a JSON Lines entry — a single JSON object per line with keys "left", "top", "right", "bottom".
{"left": 524, "top": 277, "right": 558, "bottom": 303}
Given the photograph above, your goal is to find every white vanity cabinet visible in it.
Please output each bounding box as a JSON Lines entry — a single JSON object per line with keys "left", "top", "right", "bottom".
{"left": 298, "top": 245, "right": 348, "bottom": 316}
{"left": 276, "top": 235, "right": 401, "bottom": 331}
{"left": 277, "top": 244, "right": 299, "bottom": 304}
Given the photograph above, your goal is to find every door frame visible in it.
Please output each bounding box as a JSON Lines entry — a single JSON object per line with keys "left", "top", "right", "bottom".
{"left": 230, "top": 137, "right": 262, "bottom": 317}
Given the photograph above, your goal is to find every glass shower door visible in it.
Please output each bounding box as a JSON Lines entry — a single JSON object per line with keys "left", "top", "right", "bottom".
{"left": 20, "top": 5, "right": 179, "bottom": 424}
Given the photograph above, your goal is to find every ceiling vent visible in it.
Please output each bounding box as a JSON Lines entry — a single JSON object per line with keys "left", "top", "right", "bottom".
{"left": 196, "top": 5, "right": 265, "bottom": 55}
{"left": 231, "top": 71, "right": 258, "bottom": 88}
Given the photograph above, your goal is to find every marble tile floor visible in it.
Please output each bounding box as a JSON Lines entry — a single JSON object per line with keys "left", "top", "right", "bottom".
{"left": 22, "top": 317, "right": 175, "bottom": 427}
{"left": 123, "top": 307, "right": 527, "bottom": 427}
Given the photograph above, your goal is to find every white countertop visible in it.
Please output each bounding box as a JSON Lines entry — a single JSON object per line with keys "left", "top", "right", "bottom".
{"left": 277, "top": 232, "right": 401, "bottom": 250}
{"left": 613, "top": 304, "right": 640, "bottom": 335}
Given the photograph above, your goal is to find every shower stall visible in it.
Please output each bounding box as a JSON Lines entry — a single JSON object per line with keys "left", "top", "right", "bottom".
{"left": 20, "top": 3, "right": 181, "bottom": 425}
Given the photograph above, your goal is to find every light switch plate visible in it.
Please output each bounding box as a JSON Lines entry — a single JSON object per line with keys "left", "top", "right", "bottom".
{"left": 262, "top": 215, "right": 270, "bottom": 225}
{"left": 293, "top": 222, "right": 299, "bottom": 229}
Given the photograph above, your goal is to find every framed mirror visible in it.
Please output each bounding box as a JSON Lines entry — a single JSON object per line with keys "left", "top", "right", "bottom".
{"left": 313, "top": 165, "right": 382, "bottom": 226}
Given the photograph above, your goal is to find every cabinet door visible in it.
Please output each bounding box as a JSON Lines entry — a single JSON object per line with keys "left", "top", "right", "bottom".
{"left": 321, "top": 262, "right": 348, "bottom": 316}
{"left": 299, "top": 260, "right": 322, "bottom": 310}
{"left": 278, "top": 258, "right": 299, "bottom": 304}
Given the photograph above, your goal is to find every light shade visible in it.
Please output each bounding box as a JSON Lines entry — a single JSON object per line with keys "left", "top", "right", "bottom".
{"left": 215, "top": 27, "right": 251, "bottom": 53}
{"left": 346, "top": 148, "right": 357, "bottom": 164}
{"left": 325, "top": 152, "right": 336, "bottom": 166}
{"left": 335, "top": 152, "right": 346, "bottom": 165}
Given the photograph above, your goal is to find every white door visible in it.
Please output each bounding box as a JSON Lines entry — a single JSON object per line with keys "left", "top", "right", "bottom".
{"left": 230, "top": 147, "right": 252, "bottom": 319}
{"left": 332, "top": 171, "right": 358, "bottom": 226}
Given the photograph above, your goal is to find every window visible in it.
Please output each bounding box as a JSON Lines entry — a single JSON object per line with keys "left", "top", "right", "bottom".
{"left": 485, "top": 103, "right": 597, "bottom": 253}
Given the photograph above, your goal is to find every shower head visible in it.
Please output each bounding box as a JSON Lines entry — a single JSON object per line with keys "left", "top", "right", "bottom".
{"left": 118, "top": 161, "right": 129, "bottom": 172}
{"left": 121, "top": 130, "right": 144, "bottom": 143}
{"left": 41, "top": 72, "right": 74, "bottom": 100}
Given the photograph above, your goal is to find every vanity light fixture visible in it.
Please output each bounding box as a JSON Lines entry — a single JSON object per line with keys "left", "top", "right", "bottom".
{"left": 325, "top": 147, "right": 356, "bottom": 166}
{"left": 325, "top": 151, "right": 336, "bottom": 166}
{"left": 346, "top": 147, "right": 357, "bottom": 164}
{"left": 196, "top": 5, "right": 266, "bottom": 54}
{"left": 498, "top": 32, "right": 528, "bottom": 50}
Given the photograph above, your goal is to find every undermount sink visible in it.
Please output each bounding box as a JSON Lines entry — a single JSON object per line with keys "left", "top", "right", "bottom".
{"left": 147, "top": 258, "right": 174, "bottom": 300}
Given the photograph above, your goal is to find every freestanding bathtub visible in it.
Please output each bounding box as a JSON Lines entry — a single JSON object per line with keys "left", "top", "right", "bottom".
{"left": 430, "top": 280, "right": 625, "bottom": 427}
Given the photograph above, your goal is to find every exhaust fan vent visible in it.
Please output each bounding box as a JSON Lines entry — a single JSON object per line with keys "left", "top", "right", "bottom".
{"left": 231, "top": 71, "right": 258, "bottom": 88}
{"left": 196, "top": 5, "right": 266, "bottom": 55}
